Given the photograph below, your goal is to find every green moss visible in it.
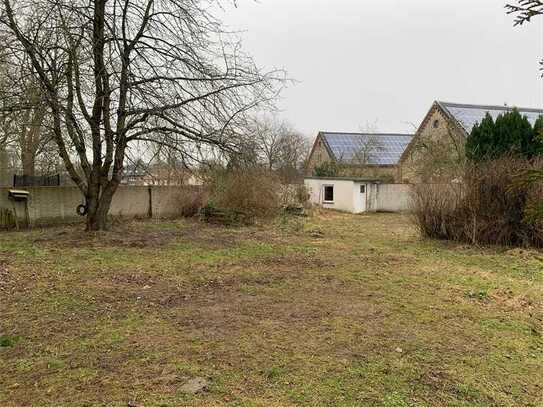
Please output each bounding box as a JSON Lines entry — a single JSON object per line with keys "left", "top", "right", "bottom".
{"left": 0, "top": 335, "right": 20, "bottom": 348}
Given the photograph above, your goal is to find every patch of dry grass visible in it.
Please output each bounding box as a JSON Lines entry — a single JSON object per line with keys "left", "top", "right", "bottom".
{"left": 1, "top": 213, "right": 543, "bottom": 406}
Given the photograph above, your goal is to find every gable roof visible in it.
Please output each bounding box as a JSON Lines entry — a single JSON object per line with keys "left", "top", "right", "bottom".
{"left": 319, "top": 132, "right": 414, "bottom": 166}
{"left": 438, "top": 101, "right": 543, "bottom": 134}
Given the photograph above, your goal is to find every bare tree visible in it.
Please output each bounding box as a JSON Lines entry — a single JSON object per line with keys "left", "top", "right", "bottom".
{"left": 251, "top": 116, "right": 284, "bottom": 171}
{"left": 506, "top": 1, "right": 543, "bottom": 24}
{"left": 10, "top": 63, "right": 54, "bottom": 176}
{"left": 359, "top": 119, "right": 379, "bottom": 133}
{"left": 505, "top": 1, "right": 543, "bottom": 220}
{"left": 0, "top": 47, "right": 16, "bottom": 185}
{"left": 17, "top": 81, "right": 49, "bottom": 176}
{"left": 333, "top": 122, "right": 384, "bottom": 167}
{"left": 506, "top": 1, "right": 543, "bottom": 74}
{"left": 0, "top": 46, "right": 12, "bottom": 147}
{"left": 0, "top": 0, "right": 283, "bottom": 230}
{"left": 345, "top": 121, "right": 383, "bottom": 166}
{"left": 275, "top": 127, "right": 310, "bottom": 183}
{"left": 349, "top": 135, "right": 384, "bottom": 166}
{"left": 0, "top": 51, "right": 58, "bottom": 178}
{"left": 143, "top": 143, "right": 196, "bottom": 185}
{"left": 245, "top": 115, "right": 309, "bottom": 182}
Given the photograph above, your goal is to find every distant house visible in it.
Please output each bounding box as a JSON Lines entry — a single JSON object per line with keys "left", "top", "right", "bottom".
{"left": 399, "top": 101, "right": 543, "bottom": 183}
{"left": 304, "top": 101, "right": 543, "bottom": 213}
{"left": 307, "top": 132, "right": 414, "bottom": 182}
{"left": 122, "top": 161, "right": 203, "bottom": 186}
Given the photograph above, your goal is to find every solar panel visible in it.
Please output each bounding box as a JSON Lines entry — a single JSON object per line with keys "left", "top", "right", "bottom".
{"left": 321, "top": 133, "right": 414, "bottom": 165}
{"left": 440, "top": 102, "right": 543, "bottom": 134}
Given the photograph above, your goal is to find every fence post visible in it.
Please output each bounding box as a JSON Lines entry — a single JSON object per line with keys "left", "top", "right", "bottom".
{"left": 147, "top": 187, "right": 153, "bottom": 218}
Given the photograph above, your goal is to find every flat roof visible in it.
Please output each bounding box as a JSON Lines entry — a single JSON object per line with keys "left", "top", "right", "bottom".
{"left": 304, "top": 176, "right": 381, "bottom": 183}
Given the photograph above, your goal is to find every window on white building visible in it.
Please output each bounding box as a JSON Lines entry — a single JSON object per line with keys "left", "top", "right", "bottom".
{"left": 323, "top": 185, "right": 334, "bottom": 202}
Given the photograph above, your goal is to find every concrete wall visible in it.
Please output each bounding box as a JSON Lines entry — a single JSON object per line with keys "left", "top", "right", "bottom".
{"left": 0, "top": 180, "right": 412, "bottom": 228}
{"left": 371, "top": 184, "right": 413, "bottom": 212}
{"left": 0, "top": 185, "right": 202, "bottom": 227}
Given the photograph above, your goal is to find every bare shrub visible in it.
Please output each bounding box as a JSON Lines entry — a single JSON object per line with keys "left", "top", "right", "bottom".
{"left": 179, "top": 188, "right": 207, "bottom": 218}
{"left": 411, "top": 184, "right": 461, "bottom": 240}
{"left": 411, "top": 156, "right": 543, "bottom": 247}
{"left": 0, "top": 208, "right": 16, "bottom": 229}
{"left": 460, "top": 158, "right": 543, "bottom": 246}
{"left": 202, "top": 167, "right": 282, "bottom": 224}
{"left": 295, "top": 184, "right": 311, "bottom": 207}
{"left": 279, "top": 184, "right": 310, "bottom": 208}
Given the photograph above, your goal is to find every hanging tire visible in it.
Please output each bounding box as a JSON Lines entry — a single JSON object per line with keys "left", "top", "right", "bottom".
{"left": 76, "top": 204, "right": 88, "bottom": 216}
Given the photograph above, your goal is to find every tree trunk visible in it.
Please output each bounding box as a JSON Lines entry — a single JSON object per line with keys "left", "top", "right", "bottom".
{"left": 86, "top": 205, "right": 108, "bottom": 231}
{"left": 21, "top": 147, "right": 35, "bottom": 176}
{"left": 85, "top": 182, "right": 118, "bottom": 231}
{"left": 19, "top": 85, "right": 45, "bottom": 176}
{"left": 0, "top": 147, "right": 9, "bottom": 186}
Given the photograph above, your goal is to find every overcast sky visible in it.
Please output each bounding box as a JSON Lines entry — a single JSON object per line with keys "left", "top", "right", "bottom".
{"left": 221, "top": 0, "right": 543, "bottom": 137}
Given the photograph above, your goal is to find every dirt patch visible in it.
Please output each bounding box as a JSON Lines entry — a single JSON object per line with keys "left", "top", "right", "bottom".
{"left": 31, "top": 225, "right": 180, "bottom": 249}
{"left": 505, "top": 248, "right": 543, "bottom": 262}
{"left": 25, "top": 218, "right": 247, "bottom": 251}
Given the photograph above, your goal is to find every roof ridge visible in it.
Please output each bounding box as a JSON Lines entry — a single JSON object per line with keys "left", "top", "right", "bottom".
{"left": 438, "top": 101, "right": 543, "bottom": 113}
{"left": 320, "top": 131, "right": 414, "bottom": 137}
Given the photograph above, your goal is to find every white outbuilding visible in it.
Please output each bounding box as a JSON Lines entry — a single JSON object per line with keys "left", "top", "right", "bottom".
{"left": 304, "top": 177, "right": 380, "bottom": 214}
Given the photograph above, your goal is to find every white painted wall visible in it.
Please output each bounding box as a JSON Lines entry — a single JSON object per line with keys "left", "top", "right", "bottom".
{"left": 305, "top": 178, "right": 357, "bottom": 213}
{"left": 366, "top": 183, "right": 379, "bottom": 212}
{"left": 305, "top": 178, "right": 414, "bottom": 213}
{"left": 352, "top": 182, "right": 368, "bottom": 213}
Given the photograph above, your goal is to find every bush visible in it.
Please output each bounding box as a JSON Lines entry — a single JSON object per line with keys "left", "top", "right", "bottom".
{"left": 200, "top": 203, "right": 254, "bottom": 226}
{"left": 0, "top": 208, "right": 16, "bottom": 229}
{"left": 410, "top": 184, "right": 461, "bottom": 240}
{"left": 202, "top": 166, "right": 282, "bottom": 224}
{"left": 313, "top": 161, "right": 339, "bottom": 177}
{"left": 294, "top": 184, "right": 311, "bottom": 208}
{"left": 411, "top": 156, "right": 543, "bottom": 247}
{"left": 279, "top": 184, "right": 310, "bottom": 208}
{"left": 179, "top": 188, "right": 207, "bottom": 217}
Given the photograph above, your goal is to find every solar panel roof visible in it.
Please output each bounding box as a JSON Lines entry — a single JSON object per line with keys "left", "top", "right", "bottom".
{"left": 320, "top": 132, "right": 414, "bottom": 166}
{"left": 439, "top": 102, "right": 543, "bottom": 134}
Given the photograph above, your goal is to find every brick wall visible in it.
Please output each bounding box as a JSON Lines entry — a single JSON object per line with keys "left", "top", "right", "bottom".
{"left": 399, "top": 106, "right": 465, "bottom": 183}
{"left": 306, "top": 135, "right": 331, "bottom": 172}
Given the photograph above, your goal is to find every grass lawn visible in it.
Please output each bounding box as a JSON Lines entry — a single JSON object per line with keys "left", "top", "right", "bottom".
{"left": 1, "top": 211, "right": 543, "bottom": 406}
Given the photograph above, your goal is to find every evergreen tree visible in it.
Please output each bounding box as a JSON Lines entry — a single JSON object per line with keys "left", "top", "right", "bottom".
{"left": 465, "top": 113, "right": 495, "bottom": 161}
{"left": 534, "top": 116, "right": 543, "bottom": 145}
{"left": 465, "top": 109, "right": 539, "bottom": 161}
